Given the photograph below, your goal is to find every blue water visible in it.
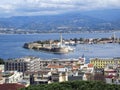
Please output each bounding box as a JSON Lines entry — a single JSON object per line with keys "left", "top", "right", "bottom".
{"left": 0, "top": 32, "right": 120, "bottom": 63}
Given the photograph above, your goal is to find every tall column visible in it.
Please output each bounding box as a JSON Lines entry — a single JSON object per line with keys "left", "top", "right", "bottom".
{"left": 60, "top": 33, "right": 62, "bottom": 47}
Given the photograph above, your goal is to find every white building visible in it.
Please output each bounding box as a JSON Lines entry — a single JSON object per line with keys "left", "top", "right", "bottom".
{"left": 104, "top": 64, "right": 120, "bottom": 84}
{"left": 0, "top": 65, "right": 4, "bottom": 72}
{"left": 3, "top": 71, "right": 23, "bottom": 83}
{"left": 52, "top": 72, "right": 68, "bottom": 82}
{"left": 80, "top": 63, "right": 94, "bottom": 81}
{"left": 0, "top": 65, "right": 5, "bottom": 84}
{"left": 5, "top": 56, "right": 40, "bottom": 72}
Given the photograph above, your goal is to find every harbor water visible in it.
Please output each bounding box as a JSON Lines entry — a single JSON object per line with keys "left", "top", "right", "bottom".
{"left": 0, "top": 32, "right": 120, "bottom": 63}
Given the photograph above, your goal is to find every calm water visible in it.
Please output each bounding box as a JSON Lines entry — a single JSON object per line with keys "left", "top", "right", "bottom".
{"left": 0, "top": 32, "right": 120, "bottom": 63}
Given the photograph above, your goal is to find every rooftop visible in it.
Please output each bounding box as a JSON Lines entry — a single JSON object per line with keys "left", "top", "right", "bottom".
{"left": 90, "top": 58, "right": 120, "bottom": 61}
{"left": 6, "top": 56, "right": 39, "bottom": 62}
{"left": 88, "top": 64, "right": 94, "bottom": 68}
{"left": 0, "top": 83, "right": 25, "bottom": 90}
{"left": 47, "top": 65, "right": 64, "bottom": 68}
{"left": 6, "top": 56, "right": 81, "bottom": 63}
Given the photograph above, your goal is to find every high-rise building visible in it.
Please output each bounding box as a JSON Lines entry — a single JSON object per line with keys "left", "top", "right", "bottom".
{"left": 5, "top": 57, "right": 40, "bottom": 72}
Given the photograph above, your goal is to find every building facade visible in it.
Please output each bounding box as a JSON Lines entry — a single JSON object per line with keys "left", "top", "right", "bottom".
{"left": 2, "top": 71, "right": 23, "bottom": 83}
{"left": 104, "top": 64, "right": 120, "bottom": 84}
{"left": 5, "top": 57, "right": 40, "bottom": 72}
{"left": 90, "top": 58, "right": 120, "bottom": 68}
{"left": 0, "top": 70, "right": 3, "bottom": 83}
{"left": 23, "top": 70, "right": 52, "bottom": 84}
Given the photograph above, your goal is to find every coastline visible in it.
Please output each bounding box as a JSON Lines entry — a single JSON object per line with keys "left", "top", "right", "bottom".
{"left": 1, "top": 33, "right": 120, "bottom": 60}
{"left": 0, "top": 30, "right": 120, "bottom": 35}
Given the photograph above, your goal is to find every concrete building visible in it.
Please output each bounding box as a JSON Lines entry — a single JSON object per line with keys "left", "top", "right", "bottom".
{"left": 2, "top": 71, "right": 23, "bottom": 83}
{"left": 5, "top": 56, "right": 85, "bottom": 72}
{"left": 4, "top": 56, "right": 87, "bottom": 85}
{"left": 47, "top": 64, "right": 67, "bottom": 72}
{"left": 93, "top": 68, "right": 105, "bottom": 81}
{"left": 68, "top": 70, "right": 84, "bottom": 81}
{"left": 90, "top": 58, "right": 120, "bottom": 68}
{"left": 5, "top": 57, "right": 40, "bottom": 72}
{"left": 51, "top": 72, "right": 68, "bottom": 82}
{"left": 39, "top": 56, "right": 85, "bottom": 69}
{"left": 0, "top": 70, "right": 3, "bottom": 84}
{"left": 80, "top": 63, "right": 94, "bottom": 81}
{"left": 23, "top": 70, "right": 52, "bottom": 85}
{"left": 104, "top": 64, "right": 118, "bottom": 84}
{"left": 0, "top": 66, "right": 5, "bottom": 84}
{"left": 0, "top": 65, "right": 4, "bottom": 72}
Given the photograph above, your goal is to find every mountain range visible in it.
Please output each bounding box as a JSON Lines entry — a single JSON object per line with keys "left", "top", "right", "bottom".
{"left": 0, "top": 9, "right": 120, "bottom": 32}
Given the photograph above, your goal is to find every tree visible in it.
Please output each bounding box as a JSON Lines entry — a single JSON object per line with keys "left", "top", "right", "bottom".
{"left": 0, "top": 58, "right": 4, "bottom": 64}
{"left": 21, "top": 80, "right": 120, "bottom": 90}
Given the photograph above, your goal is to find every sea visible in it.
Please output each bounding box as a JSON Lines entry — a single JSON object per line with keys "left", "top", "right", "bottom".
{"left": 0, "top": 32, "right": 120, "bottom": 63}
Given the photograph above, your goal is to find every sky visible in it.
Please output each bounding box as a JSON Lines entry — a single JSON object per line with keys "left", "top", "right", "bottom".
{"left": 0, "top": 0, "right": 120, "bottom": 17}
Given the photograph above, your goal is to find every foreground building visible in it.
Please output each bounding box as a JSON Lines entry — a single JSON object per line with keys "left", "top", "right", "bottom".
{"left": 93, "top": 68, "right": 104, "bottom": 81}
{"left": 23, "top": 70, "right": 52, "bottom": 84}
{"left": 2, "top": 71, "right": 23, "bottom": 83}
{"left": 104, "top": 64, "right": 120, "bottom": 84}
{"left": 0, "top": 65, "right": 4, "bottom": 84}
{"left": 0, "top": 70, "right": 3, "bottom": 84}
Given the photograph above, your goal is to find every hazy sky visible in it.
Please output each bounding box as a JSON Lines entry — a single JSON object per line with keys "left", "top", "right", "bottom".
{"left": 0, "top": 0, "right": 120, "bottom": 17}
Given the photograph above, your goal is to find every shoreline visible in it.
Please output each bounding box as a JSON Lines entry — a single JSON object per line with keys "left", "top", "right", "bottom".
{"left": 1, "top": 32, "right": 120, "bottom": 60}
{"left": 0, "top": 30, "right": 120, "bottom": 35}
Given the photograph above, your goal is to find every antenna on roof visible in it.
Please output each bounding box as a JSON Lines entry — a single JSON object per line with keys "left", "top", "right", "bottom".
{"left": 82, "top": 54, "right": 84, "bottom": 58}
{"left": 60, "top": 33, "right": 63, "bottom": 46}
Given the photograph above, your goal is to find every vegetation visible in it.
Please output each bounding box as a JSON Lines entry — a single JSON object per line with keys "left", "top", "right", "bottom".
{"left": 21, "top": 80, "right": 120, "bottom": 90}
{"left": 0, "top": 58, "right": 4, "bottom": 64}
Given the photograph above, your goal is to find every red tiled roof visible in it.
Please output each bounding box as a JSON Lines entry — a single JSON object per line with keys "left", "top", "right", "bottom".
{"left": 104, "top": 71, "right": 116, "bottom": 73}
{"left": 105, "top": 75, "right": 116, "bottom": 78}
{"left": 47, "top": 65, "right": 64, "bottom": 68}
{"left": 0, "top": 83, "right": 25, "bottom": 90}
{"left": 24, "top": 70, "right": 50, "bottom": 74}
{"left": 72, "top": 66, "right": 79, "bottom": 70}
{"left": 88, "top": 63, "right": 94, "bottom": 68}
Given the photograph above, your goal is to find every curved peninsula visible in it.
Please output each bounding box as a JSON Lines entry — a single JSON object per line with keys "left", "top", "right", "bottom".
{"left": 23, "top": 34, "right": 74, "bottom": 54}
{"left": 23, "top": 33, "right": 120, "bottom": 54}
{"left": 23, "top": 42, "right": 74, "bottom": 54}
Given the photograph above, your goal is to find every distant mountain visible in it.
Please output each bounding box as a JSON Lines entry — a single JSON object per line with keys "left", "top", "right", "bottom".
{"left": 0, "top": 9, "right": 120, "bottom": 32}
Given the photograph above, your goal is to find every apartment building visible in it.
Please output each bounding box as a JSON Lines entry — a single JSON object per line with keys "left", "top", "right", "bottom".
{"left": 104, "top": 64, "right": 120, "bottom": 84}
{"left": 0, "top": 70, "right": 3, "bottom": 83}
{"left": 0, "top": 66, "right": 5, "bottom": 84}
{"left": 2, "top": 71, "right": 23, "bottom": 83}
{"left": 5, "top": 57, "right": 40, "bottom": 72}
{"left": 90, "top": 58, "right": 120, "bottom": 68}
{"left": 23, "top": 70, "right": 52, "bottom": 84}
{"left": 51, "top": 72, "right": 68, "bottom": 82}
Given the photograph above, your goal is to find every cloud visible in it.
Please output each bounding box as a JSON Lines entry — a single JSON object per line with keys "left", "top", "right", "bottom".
{"left": 0, "top": 0, "right": 120, "bottom": 17}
